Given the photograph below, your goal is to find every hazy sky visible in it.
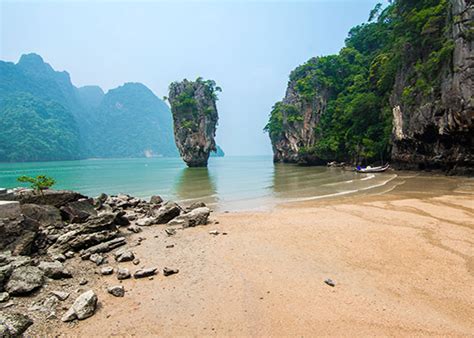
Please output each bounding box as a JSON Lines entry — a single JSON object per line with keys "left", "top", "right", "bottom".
{"left": 1, "top": 0, "right": 381, "bottom": 156}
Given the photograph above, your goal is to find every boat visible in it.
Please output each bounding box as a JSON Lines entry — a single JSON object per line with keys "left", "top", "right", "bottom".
{"left": 355, "top": 163, "right": 390, "bottom": 173}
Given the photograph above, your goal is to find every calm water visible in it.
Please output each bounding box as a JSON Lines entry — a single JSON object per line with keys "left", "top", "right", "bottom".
{"left": 0, "top": 156, "right": 468, "bottom": 211}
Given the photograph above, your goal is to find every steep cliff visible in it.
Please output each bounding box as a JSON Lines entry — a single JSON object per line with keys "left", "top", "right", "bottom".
{"left": 168, "top": 78, "right": 220, "bottom": 167}
{"left": 266, "top": 0, "right": 473, "bottom": 173}
{"left": 265, "top": 70, "right": 329, "bottom": 164}
{"left": 391, "top": 0, "right": 473, "bottom": 173}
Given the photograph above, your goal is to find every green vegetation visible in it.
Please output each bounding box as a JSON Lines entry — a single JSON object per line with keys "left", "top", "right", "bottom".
{"left": 0, "top": 54, "right": 178, "bottom": 161}
{"left": 17, "top": 174, "right": 56, "bottom": 195}
{"left": 265, "top": 0, "right": 453, "bottom": 163}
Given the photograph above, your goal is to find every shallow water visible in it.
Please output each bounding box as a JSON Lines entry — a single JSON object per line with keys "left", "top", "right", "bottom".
{"left": 0, "top": 156, "right": 470, "bottom": 211}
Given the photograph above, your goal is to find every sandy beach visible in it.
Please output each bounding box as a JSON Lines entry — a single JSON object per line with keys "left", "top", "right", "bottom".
{"left": 31, "top": 174, "right": 472, "bottom": 337}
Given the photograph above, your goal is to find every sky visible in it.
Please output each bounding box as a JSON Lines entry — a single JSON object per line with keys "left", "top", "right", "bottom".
{"left": 1, "top": 0, "right": 382, "bottom": 156}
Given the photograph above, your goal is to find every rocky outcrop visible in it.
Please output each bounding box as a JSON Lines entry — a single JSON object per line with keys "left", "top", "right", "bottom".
{"left": 168, "top": 79, "right": 219, "bottom": 167}
{"left": 268, "top": 77, "right": 329, "bottom": 164}
{"left": 390, "top": 0, "right": 473, "bottom": 174}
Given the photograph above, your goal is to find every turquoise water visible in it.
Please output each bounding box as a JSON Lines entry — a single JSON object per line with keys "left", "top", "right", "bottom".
{"left": 0, "top": 156, "right": 399, "bottom": 210}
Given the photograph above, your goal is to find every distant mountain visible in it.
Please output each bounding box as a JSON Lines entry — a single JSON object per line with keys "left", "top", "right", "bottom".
{"left": 86, "top": 82, "right": 177, "bottom": 158}
{"left": 0, "top": 53, "right": 178, "bottom": 162}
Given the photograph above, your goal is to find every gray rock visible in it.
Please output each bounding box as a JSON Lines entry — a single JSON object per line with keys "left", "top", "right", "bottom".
{"left": 89, "top": 253, "right": 105, "bottom": 265}
{"left": 187, "top": 201, "right": 206, "bottom": 211}
{"left": 61, "top": 290, "right": 98, "bottom": 322}
{"left": 60, "top": 198, "right": 98, "bottom": 223}
{"left": 163, "top": 267, "right": 179, "bottom": 276}
{"left": 50, "top": 290, "right": 70, "bottom": 301}
{"left": 20, "top": 203, "right": 62, "bottom": 227}
{"left": 80, "top": 237, "right": 126, "bottom": 260}
{"left": 5, "top": 266, "right": 44, "bottom": 295}
{"left": 115, "top": 249, "right": 134, "bottom": 262}
{"left": 149, "top": 195, "right": 163, "bottom": 204}
{"left": 100, "top": 266, "right": 114, "bottom": 275}
{"left": 0, "top": 291, "right": 9, "bottom": 302}
{"left": 324, "top": 278, "right": 335, "bottom": 287}
{"left": 79, "top": 278, "right": 88, "bottom": 286}
{"left": 0, "top": 312, "right": 33, "bottom": 336}
{"left": 133, "top": 267, "right": 157, "bottom": 279}
{"left": 0, "top": 201, "right": 21, "bottom": 219}
{"left": 38, "top": 260, "right": 72, "bottom": 279}
{"left": 165, "top": 228, "right": 176, "bottom": 236}
{"left": 127, "top": 224, "right": 142, "bottom": 233}
{"left": 136, "top": 217, "right": 155, "bottom": 226}
{"left": 117, "top": 268, "right": 131, "bottom": 280}
{"left": 52, "top": 253, "right": 66, "bottom": 262}
{"left": 151, "top": 201, "right": 182, "bottom": 224}
{"left": 65, "top": 251, "right": 75, "bottom": 259}
{"left": 168, "top": 207, "right": 210, "bottom": 228}
{"left": 0, "top": 215, "right": 40, "bottom": 255}
{"left": 107, "top": 285, "right": 125, "bottom": 297}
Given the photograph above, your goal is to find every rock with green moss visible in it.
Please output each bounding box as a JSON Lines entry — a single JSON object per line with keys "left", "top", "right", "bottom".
{"left": 168, "top": 78, "right": 220, "bottom": 167}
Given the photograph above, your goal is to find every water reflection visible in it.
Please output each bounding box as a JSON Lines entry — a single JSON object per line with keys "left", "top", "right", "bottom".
{"left": 174, "top": 167, "right": 218, "bottom": 207}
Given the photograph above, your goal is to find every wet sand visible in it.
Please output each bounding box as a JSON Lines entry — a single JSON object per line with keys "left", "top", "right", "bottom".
{"left": 55, "top": 175, "right": 474, "bottom": 337}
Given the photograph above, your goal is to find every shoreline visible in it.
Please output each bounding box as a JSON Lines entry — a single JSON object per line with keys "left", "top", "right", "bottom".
{"left": 2, "top": 178, "right": 469, "bottom": 336}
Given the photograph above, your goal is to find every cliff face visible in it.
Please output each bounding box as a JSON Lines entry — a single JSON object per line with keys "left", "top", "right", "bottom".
{"left": 168, "top": 79, "right": 219, "bottom": 167}
{"left": 267, "top": 0, "right": 473, "bottom": 173}
{"left": 269, "top": 78, "right": 329, "bottom": 164}
{"left": 391, "top": 0, "right": 473, "bottom": 174}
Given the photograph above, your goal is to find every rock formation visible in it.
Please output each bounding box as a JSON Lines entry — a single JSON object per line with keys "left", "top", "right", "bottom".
{"left": 266, "top": 0, "right": 473, "bottom": 173}
{"left": 390, "top": 0, "right": 473, "bottom": 174}
{"left": 168, "top": 78, "right": 220, "bottom": 167}
{"left": 266, "top": 75, "right": 329, "bottom": 164}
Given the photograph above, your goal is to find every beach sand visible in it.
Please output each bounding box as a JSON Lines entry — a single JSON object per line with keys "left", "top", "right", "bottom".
{"left": 53, "top": 175, "right": 474, "bottom": 337}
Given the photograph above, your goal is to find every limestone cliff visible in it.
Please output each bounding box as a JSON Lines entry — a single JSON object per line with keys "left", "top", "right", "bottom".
{"left": 267, "top": 74, "right": 329, "bottom": 164}
{"left": 168, "top": 79, "right": 220, "bottom": 167}
{"left": 390, "top": 0, "right": 473, "bottom": 174}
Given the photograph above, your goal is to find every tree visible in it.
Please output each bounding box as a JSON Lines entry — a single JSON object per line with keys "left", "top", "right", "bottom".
{"left": 17, "top": 175, "right": 56, "bottom": 195}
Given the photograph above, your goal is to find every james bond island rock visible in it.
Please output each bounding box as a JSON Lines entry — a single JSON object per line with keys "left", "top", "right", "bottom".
{"left": 168, "top": 78, "right": 220, "bottom": 167}
{"left": 265, "top": 0, "right": 473, "bottom": 173}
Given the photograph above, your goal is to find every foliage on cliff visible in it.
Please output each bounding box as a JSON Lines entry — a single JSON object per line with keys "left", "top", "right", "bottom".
{"left": 266, "top": 0, "right": 454, "bottom": 163}
{"left": 0, "top": 53, "right": 178, "bottom": 162}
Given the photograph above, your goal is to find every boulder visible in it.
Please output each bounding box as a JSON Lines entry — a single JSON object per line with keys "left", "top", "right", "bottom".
{"left": 61, "top": 290, "right": 98, "bottom": 322}
{"left": 79, "top": 237, "right": 126, "bottom": 260}
{"left": 0, "top": 201, "right": 21, "bottom": 219}
{"left": 187, "top": 201, "right": 206, "bottom": 211}
{"left": 5, "top": 266, "right": 44, "bottom": 295}
{"left": 38, "top": 260, "right": 72, "bottom": 279}
{"left": 20, "top": 203, "right": 62, "bottom": 227}
{"left": 60, "top": 199, "right": 97, "bottom": 223}
{"left": 149, "top": 195, "right": 163, "bottom": 204}
{"left": 0, "top": 215, "right": 40, "bottom": 255}
{"left": 168, "top": 207, "right": 210, "bottom": 228}
{"left": 150, "top": 201, "right": 182, "bottom": 224}
{"left": 107, "top": 285, "right": 125, "bottom": 297}
{"left": 0, "top": 312, "right": 33, "bottom": 336}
